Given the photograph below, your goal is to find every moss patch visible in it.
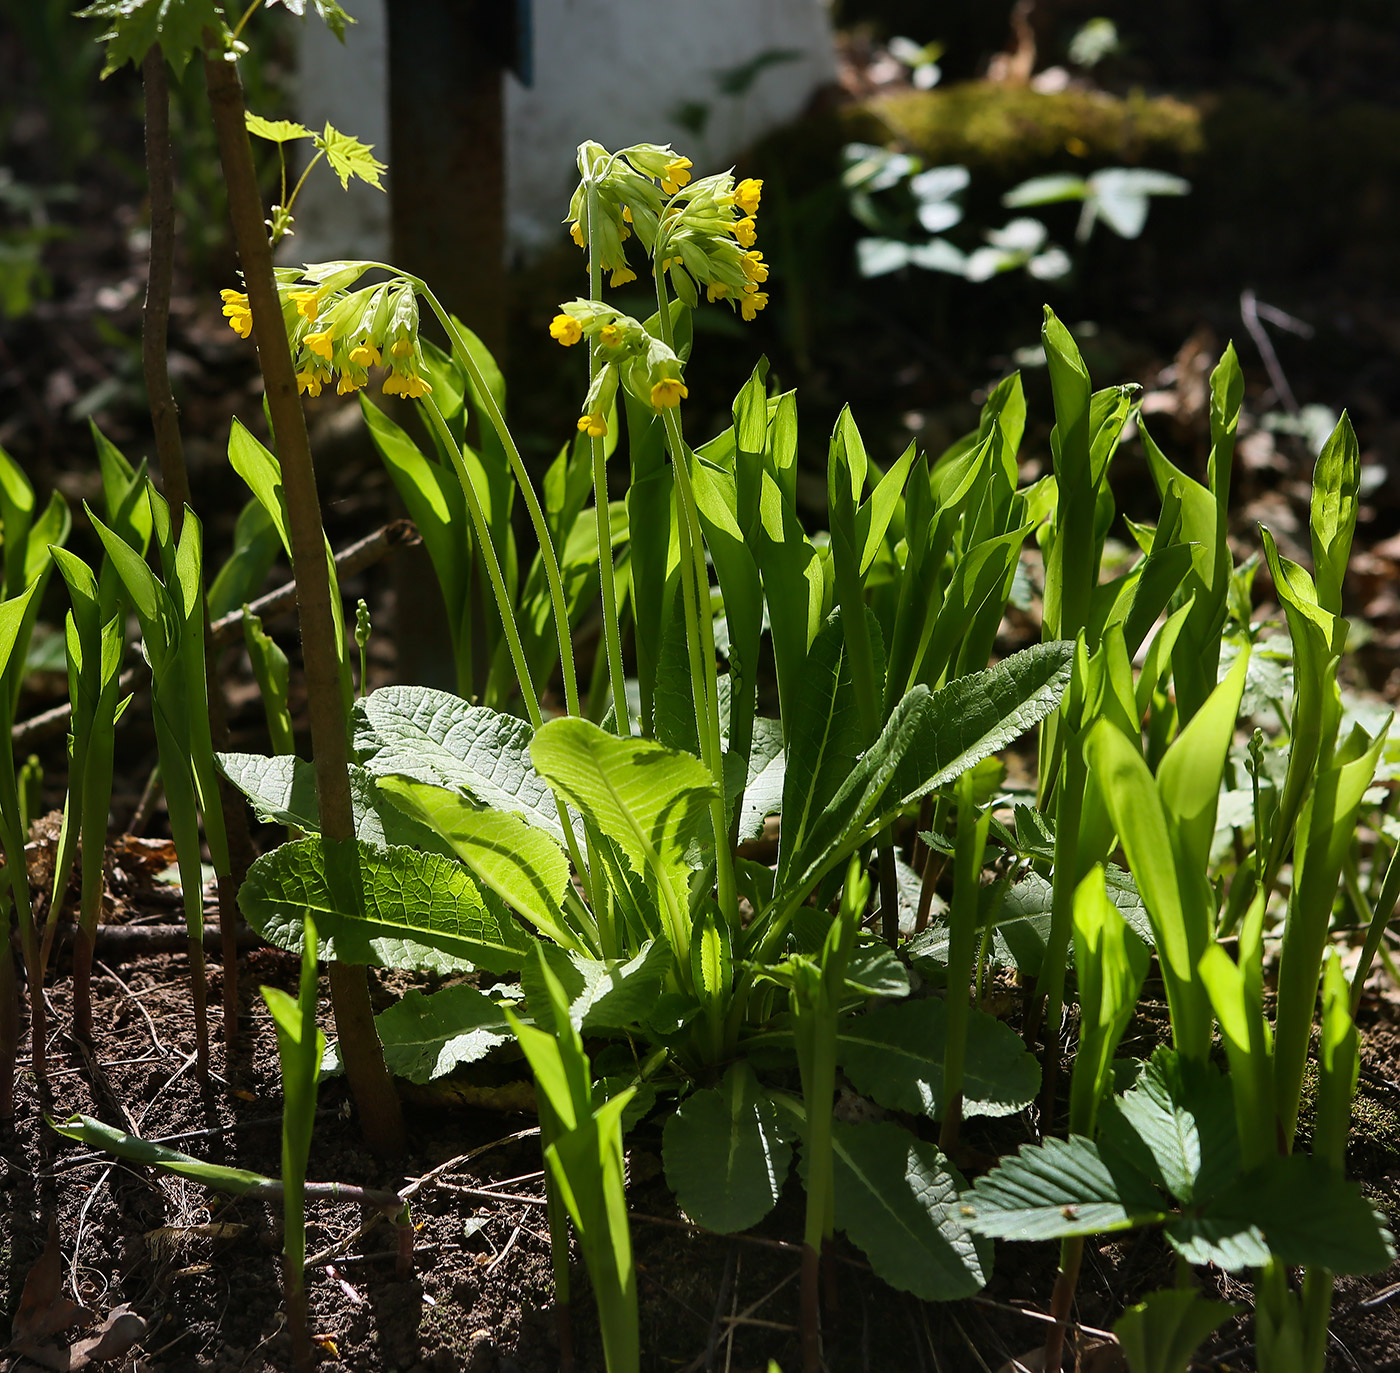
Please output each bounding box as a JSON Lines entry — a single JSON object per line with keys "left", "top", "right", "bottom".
{"left": 864, "top": 81, "right": 1203, "bottom": 175}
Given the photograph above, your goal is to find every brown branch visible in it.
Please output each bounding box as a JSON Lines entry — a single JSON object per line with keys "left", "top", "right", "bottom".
{"left": 202, "top": 46, "right": 404, "bottom": 1158}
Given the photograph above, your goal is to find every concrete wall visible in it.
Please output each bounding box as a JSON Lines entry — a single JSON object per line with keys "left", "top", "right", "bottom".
{"left": 289, "top": 0, "right": 836, "bottom": 264}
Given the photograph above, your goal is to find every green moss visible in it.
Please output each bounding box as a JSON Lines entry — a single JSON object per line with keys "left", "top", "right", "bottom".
{"left": 861, "top": 81, "right": 1203, "bottom": 175}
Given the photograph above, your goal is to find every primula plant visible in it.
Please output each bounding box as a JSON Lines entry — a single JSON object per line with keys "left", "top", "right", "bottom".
{"left": 6, "top": 6, "right": 1396, "bottom": 1372}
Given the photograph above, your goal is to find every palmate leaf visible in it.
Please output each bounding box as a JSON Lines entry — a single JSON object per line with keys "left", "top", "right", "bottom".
{"left": 266, "top": 0, "right": 355, "bottom": 39}
{"left": 837, "top": 998, "right": 1038, "bottom": 1120}
{"left": 663, "top": 1063, "right": 793, "bottom": 1234}
{"left": 245, "top": 111, "right": 312, "bottom": 144}
{"left": 315, "top": 123, "right": 387, "bottom": 191}
{"left": 239, "top": 837, "right": 531, "bottom": 975}
{"left": 821, "top": 1118, "right": 989, "bottom": 1300}
{"left": 368, "top": 983, "right": 513, "bottom": 1084}
{"left": 78, "top": 0, "right": 226, "bottom": 76}
{"left": 354, "top": 685, "right": 572, "bottom": 845}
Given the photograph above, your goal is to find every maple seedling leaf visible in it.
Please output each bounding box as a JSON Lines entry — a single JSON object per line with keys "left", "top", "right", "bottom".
{"left": 314, "top": 122, "right": 387, "bottom": 191}
{"left": 77, "top": 0, "right": 229, "bottom": 77}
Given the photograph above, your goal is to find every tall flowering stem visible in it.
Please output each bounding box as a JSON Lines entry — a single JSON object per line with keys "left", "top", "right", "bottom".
{"left": 585, "top": 177, "right": 631, "bottom": 738}
{"left": 652, "top": 275, "right": 737, "bottom": 930}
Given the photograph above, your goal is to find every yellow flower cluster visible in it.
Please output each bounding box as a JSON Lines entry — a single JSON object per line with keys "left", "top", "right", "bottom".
{"left": 561, "top": 142, "right": 770, "bottom": 325}
{"left": 548, "top": 300, "right": 689, "bottom": 428}
{"left": 220, "top": 264, "right": 434, "bottom": 402}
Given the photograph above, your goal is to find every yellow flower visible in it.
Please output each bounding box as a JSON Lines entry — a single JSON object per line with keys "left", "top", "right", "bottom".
{"left": 383, "top": 370, "right": 433, "bottom": 399}
{"left": 741, "top": 250, "right": 768, "bottom": 284}
{"left": 296, "top": 368, "right": 326, "bottom": 397}
{"left": 304, "top": 329, "right": 334, "bottom": 361}
{"left": 290, "top": 289, "right": 321, "bottom": 322}
{"left": 622, "top": 205, "right": 633, "bottom": 223}
{"left": 731, "top": 216, "right": 758, "bottom": 248}
{"left": 661, "top": 157, "right": 693, "bottom": 195}
{"left": 576, "top": 413, "right": 608, "bottom": 438}
{"left": 739, "top": 291, "right": 769, "bottom": 322}
{"left": 610, "top": 264, "right": 637, "bottom": 288}
{"left": 221, "top": 290, "right": 253, "bottom": 338}
{"left": 570, "top": 221, "right": 585, "bottom": 247}
{"left": 732, "top": 178, "right": 763, "bottom": 216}
{"left": 599, "top": 324, "right": 624, "bottom": 349}
{"left": 337, "top": 371, "right": 365, "bottom": 395}
{"left": 349, "top": 342, "right": 381, "bottom": 368}
{"left": 550, "top": 313, "right": 584, "bottom": 346}
{"left": 391, "top": 336, "right": 413, "bottom": 359}
{"left": 650, "top": 377, "right": 688, "bottom": 408}
{"left": 706, "top": 282, "right": 730, "bottom": 302}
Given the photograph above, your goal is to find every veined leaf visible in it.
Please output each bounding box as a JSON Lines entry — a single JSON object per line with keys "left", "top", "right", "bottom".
{"left": 836, "top": 998, "right": 1038, "bottom": 1120}
{"left": 784, "top": 641, "right": 1072, "bottom": 901}
{"left": 663, "top": 1063, "right": 792, "bottom": 1234}
{"left": 961, "top": 1134, "right": 1167, "bottom": 1241}
{"left": 315, "top": 122, "right": 387, "bottom": 191}
{"left": 354, "top": 685, "right": 571, "bottom": 845}
{"left": 78, "top": 0, "right": 226, "bottom": 76}
{"left": 369, "top": 983, "right": 513, "bottom": 1084}
{"left": 216, "top": 752, "right": 449, "bottom": 855}
{"left": 239, "top": 838, "right": 531, "bottom": 974}
{"left": 530, "top": 717, "right": 715, "bottom": 934}
{"left": 522, "top": 940, "right": 672, "bottom": 1033}
{"left": 245, "top": 111, "right": 312, "bottom": 143}
{"left": 376, "top": 776, "right": 574, "bottom": 948}
{"left": 822, "top": 1118, "right": 989, "bottom": 1300}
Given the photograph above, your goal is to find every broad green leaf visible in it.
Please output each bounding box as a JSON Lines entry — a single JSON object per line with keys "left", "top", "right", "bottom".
{"left": 1196, "top": 1154, "right": 1395, "bottom": 1275}
{"left": 521, "top": 940, "right": 671, "bottom": 1033}
{"left": 1115, "top": 1288, "right": 1238, "bottom": 1373}
{"left": 370, "top": 983, "right": 513, "bottom": 1084}
{"left": 314, "top": 122, "right": 387, "bottom": 191}
{"left": 961, "top": 1134, "right": 1167, "bottom": 1241}
{"left": 354, "top": 685, "right": 571, "bottom": 845}
{"left": 1309, "top": 411, "right": 1359, "bottom": 616}
{"left": 376, "top": 776, "right": 573, "bottom": 948}
{"left": 530, "top": 717, "right": 716, "bottom": 932}
{"left": 207, "top": 499, "right": 280, "bottom": 620}
{"left": 216, "top": 752, "right": 448, "bottom": 854}
{"left": 50, "top": 1114, "right": 271, "bottom": 1196}
{"left": 784, "top": 641, "right": 1073, "bottom": 901}
{"left": 1097, "top": 1049, "right": 1239, "bottom": 1205}
{"left": 245, "top": 111, "right": 312, "bottom": 143}
{"left": 822, "top": 1118, "right": 989, "bottom": 1300}
{"left": 239, "top": 837, "right": 531, "bottom": 974}
{"left": 662, "top": 1063, "right": 792, "bottom": 1234}
{"left": 836, "top": 997, "right": 1038, "bottom": 1120}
